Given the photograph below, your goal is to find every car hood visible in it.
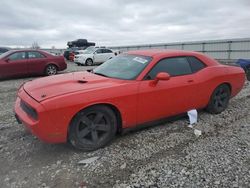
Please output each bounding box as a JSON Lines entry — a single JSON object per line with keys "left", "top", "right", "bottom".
{"left": 23, "top": 71, "right": 124, "bottom": 102}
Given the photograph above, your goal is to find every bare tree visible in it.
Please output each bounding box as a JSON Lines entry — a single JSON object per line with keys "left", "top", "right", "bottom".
{"left": 31, "top": 42, "right": 40, "bottom": 49}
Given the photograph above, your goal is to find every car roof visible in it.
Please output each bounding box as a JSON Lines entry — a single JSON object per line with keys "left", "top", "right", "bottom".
{"left": 96, "top": 48, "right": 112, "bottom": 50}
{"left": 1, "top": 49, "right": 53, "bottom": 57}
{"left": 6, "top": 49, "right": 48, "bottom": 53}
{"left": 0, "top": 47, "right": 11, "bottom": 50}
{"left": 127, "top": 49, "right": 218, "bottom": 66}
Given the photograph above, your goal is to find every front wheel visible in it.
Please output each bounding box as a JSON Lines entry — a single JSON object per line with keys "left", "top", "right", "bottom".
{"left": 206, "top": 84, "right": 231, "bottom": 114}
{"left": 45, "top": 64, "right": 57, "bottom": 76}
{"left": 85, "top": 58, "right": 93, "bottom": 66}
{"left": 68, "top": 105, "right": 117, "bottom": 151}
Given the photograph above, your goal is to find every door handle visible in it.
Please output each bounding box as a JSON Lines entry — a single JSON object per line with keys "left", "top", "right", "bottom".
{"left": 187, "top": 79, "right": 194, "bottom": 83}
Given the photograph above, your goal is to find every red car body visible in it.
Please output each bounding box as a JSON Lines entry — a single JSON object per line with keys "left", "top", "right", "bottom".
{"left": 69, "top": 52, "right": 75, "bottom": 62}
{"left": 0, "top": 49, "right": 67, "bottom": 79}
{"left": 14, "top": 50, "right": 245, "bottom": 144}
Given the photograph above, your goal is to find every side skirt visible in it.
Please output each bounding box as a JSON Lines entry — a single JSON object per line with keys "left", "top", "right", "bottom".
{"left": 121, "top": 113, "right": 188, "bottom": 135}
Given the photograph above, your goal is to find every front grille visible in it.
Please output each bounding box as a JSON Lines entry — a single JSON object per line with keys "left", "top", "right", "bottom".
{"left": 20, "top": 100, "right": 38, "bottom": 120}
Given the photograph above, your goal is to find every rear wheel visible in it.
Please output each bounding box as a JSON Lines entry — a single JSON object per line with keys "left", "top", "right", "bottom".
{"left": 68, "top": 105, "right": 117, "bottom": 151}
{"left": 45, "top": 64, "right": 57, "bottom": 76}
{"left": 206, "top": 84, "right": 231, "bottom": 114}
{"left": 85, "top": 58, "right": 93, "bottom": 66}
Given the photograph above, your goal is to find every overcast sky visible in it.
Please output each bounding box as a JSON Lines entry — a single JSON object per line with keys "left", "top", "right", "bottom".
{"left": 1, "top": 0, "right": 250, "bottom": 48}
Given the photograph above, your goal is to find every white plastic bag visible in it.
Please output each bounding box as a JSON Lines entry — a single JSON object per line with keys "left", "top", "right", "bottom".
{"left": 187, "top": 109, "right": 198, "bottom": 126}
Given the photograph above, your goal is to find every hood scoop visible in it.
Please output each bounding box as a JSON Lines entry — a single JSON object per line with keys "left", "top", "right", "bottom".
{"left": 78, "top": 80, "right": 88, "bottom": 83}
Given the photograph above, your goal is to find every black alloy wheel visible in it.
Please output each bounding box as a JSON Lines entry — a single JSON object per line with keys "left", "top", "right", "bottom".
{"left": 85, "top": 58, "right": 93, "bottom": 66}
{"left": 206, "top": 84, "right": 231, "bottom": 114}
{"left": 68, "top": 105, "right": 117, "bottom": 151}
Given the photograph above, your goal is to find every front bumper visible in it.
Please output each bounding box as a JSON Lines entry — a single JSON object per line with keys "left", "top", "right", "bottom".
{"left": 14, "top": 87, "right": 67, "bottom": 143}
{"left": 74, "top": 57, "right": 86, "bottom": 65}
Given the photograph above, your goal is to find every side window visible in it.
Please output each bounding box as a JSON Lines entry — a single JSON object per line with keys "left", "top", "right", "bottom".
{"left": 95, "top": 49, "right": 103, "bottom": 54}
{"left": 28, "top": 51, "right": 45, "bottom": 59}
{"left": 146, "top": 57, "right": 192, "bottom": 79}
{"left": 188, "top": 56, "right": 206, "bottom": 73}
{"left": 103, "top": 49, "right": 112, "bottom": 53}
{"left": 8, "top": 52, "right": 26, "bottom": 61}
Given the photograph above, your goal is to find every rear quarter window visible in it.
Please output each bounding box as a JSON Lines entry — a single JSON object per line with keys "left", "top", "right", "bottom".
{"left": 28, "top": 51, "right": 46, "bottom": 59}
{"left": 188, "top": 56, "right": 206, "bottom": 73}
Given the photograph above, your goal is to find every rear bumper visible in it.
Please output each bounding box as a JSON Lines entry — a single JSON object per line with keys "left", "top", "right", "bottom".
{"left": 14, "top": 88, "right": 67, "bottom": 143}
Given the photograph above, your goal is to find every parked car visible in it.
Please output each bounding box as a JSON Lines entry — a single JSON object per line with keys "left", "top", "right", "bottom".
{"left": 75, "top": 50, "right": 86, "bottom": 55}
{"left": 0, "top": 47, "right": 10, "bottom": 55}
{"left": 63, "top": 49, "right": 71, "bottom": 60}
{"left": 236, "top": 59, "right": 250, "bottom": 81}
{"left": 63, "top": 47, "right": 79, "bottom": 60}
{"left": 64, "top": 46, "right": 90, "bottom": 60}
{"left": 71, "top": 50, "right": 86, "bottom": 62}
{"left": 74, "top": 47, "right": 115, "bottom": 66}
{"left": 14, "top": 50, "right": 245, "bottom": 151}
{"left": 113, "top": 50, "right": 122, "bottom": 56}
{"left": 0, "top": 49, "right": 67, "bottom": 79}
{"left": 69, "top": 51, "right": 75, "bottom": 62}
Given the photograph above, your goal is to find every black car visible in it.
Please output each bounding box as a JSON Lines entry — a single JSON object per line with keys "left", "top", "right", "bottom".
{"left": 63, "top": 48, "right": 74, "bottom": 60}
{"left": 63, "top": 47, "right": 90, "bottom": 60}
{"left": 0, "top": 47, "right": 10, "bottom": 55}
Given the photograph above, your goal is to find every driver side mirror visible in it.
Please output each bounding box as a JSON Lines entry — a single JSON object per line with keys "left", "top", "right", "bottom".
{"left": 5, "top": 58, "right": 10, "bottom": 63}
{"left": 155, "top": 72, "right": 170, "bottom": 81}
{"left": 150, "top": 72, "right": 170, "bottom": 86}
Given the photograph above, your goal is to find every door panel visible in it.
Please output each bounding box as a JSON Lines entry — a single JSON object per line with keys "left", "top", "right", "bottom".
{"left": 0, "top": 59, "right": 27, "bottom": 78}
{"left": 94, "top": 54, "right": 105, "bottom": 63}
{"left": 93, "top": 49, "right": 104, "bottom": 63}
{"left": 0, "top": 52, "right": 28, "bottom": 78}
{"left": 27, "top": 51, "right": 47, "bottom": 75}
{"left": 27, "top": 58, "right": 47, "bottom": 75}
{"left": 137, "top": 74, "right": 197, "bottom": 124}
{"left": 103, "top": 53, "right": 113, "bottom": 61}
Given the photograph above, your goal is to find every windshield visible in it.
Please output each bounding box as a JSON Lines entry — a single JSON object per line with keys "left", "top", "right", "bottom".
{"left": 82, "top": 47, "right": 95, "bottom": 54}
{"left": 0, "top": 50, "right": 13, "bottom": 59}
{"left": 93, "top": 54, "right": 152, "bottom": 80}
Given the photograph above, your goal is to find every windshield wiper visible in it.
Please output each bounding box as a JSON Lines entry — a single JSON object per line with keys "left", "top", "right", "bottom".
{"left": 93, "top": 72, "right": 109, "bottom": 77}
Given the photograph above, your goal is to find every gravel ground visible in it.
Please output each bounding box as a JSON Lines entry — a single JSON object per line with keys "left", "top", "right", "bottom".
{"left": 0, "top": 62, "right": 249, "bottom": 188}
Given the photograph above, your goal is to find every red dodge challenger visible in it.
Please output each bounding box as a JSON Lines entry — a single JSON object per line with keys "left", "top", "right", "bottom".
{"left": 14, "top": 50, "right": 245, "bottom": 151}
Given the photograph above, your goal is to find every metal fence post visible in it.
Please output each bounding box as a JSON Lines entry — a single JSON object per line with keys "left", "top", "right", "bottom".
{"left": 228, "top": 41, "right": 232, "bottom": 60}
{"left": 202, "top": 43, "right": 205, "bottom": 53}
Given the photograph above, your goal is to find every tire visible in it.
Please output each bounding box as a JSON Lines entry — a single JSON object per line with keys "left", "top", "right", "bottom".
{"left": 206, "top": 84, "right": 231, "bottom": 114}
{"left": 68, "top": 105, "right": 117, "bottom": 151}
{"left": 45, "top": 64, "right": 57, "bottom": 76}
{"left": 85, "top": 58, "right": 93, "bottom": 66}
